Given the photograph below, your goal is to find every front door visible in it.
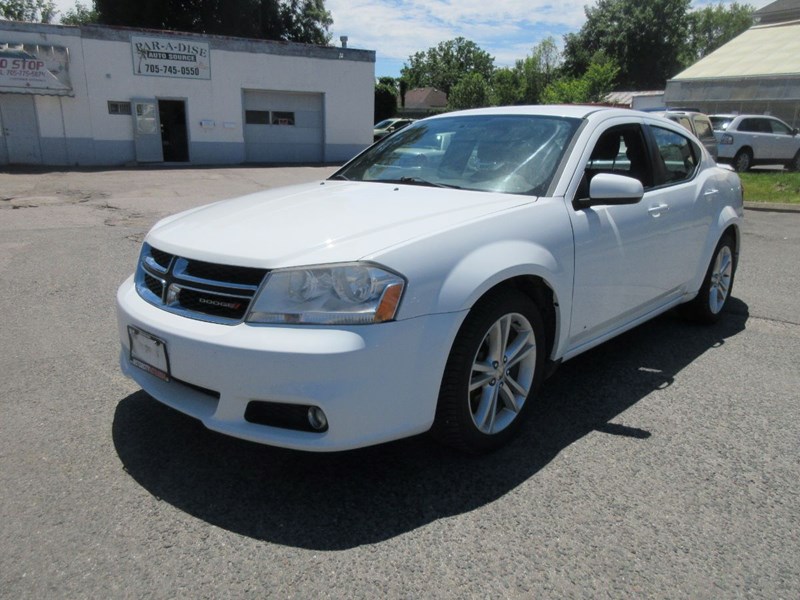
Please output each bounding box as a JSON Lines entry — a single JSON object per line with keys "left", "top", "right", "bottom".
{"left": 158, "top": 100, "right": 189, "bottom": 162}
{"left": 0, "top": 94, "right": 42, "bottom": 165}
{"left": 567, "top": 123, "right": 681, "bottom": 349}
{"left": 132, "top": 98, "right": 163, "bottom": 163}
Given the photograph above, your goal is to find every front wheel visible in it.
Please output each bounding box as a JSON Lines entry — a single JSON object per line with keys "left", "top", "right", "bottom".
{"left": 682, "top": 234, "right": 737, "bottom": 324}
{"left": 788, "top": 150, "right": 800, "bottom": 172}
{"left": 433, "top": 289, "right": 545, "bottom": 453}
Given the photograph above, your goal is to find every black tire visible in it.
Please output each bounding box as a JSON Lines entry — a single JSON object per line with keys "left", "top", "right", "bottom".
{"left": 433, "top": 289, "right": 545, "bottom": 453}
{"left": 682, "top": 234, "right": 737, "bottom": 324}
{"left": 788, "top": 151, "right": 800, "bottom": 172}
{"left": 733, "top": 149, "right": 752, "bottom": 172}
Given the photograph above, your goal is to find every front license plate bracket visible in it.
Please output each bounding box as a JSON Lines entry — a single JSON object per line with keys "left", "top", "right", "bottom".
{"left": 128, "top": 325, "right": 170, "bottom": 382}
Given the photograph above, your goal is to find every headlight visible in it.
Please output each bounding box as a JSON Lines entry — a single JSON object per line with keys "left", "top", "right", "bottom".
{"left": 247, "top": 263, "right": 405, "bottom": 325}
{"left": 720, "top": 134, "right": 734, "bottom": 145}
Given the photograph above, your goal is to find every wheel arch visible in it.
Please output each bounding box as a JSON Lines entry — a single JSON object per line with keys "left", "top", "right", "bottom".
{"left": 689, "top": 213, "right": 741, "bottom": 295}
{"left": 487, "top": 276, "right": 559, "bottom": 366}
{"left": 435, "top": 239, "right": 569, "bottom": 362}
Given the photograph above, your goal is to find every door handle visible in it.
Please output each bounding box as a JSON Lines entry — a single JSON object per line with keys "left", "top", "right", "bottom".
{"left": 648, "top": 203, "right": 669, "bottom": 216}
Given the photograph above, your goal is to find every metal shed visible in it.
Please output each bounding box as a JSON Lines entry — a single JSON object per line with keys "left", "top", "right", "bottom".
{"left": 665, "top": 2, "right": 800, "bottom": 126}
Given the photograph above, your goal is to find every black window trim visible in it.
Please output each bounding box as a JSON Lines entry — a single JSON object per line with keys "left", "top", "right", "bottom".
{"left": 643, "top": 123, "right": 701, "bottom": 189}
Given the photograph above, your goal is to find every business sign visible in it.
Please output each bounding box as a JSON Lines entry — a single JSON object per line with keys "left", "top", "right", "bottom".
{"left": 131, "top": 36, "right": 210, "bottom": 80}
{"left": 0, "top": 43, "right": 72, "bottom": 95}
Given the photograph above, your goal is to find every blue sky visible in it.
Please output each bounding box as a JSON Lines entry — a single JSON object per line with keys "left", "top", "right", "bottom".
{"left": 325, "top": 0, "right": 772, "bottom": 77}
{"left": 51, "top": 0, "right": 771, "bottom": 77}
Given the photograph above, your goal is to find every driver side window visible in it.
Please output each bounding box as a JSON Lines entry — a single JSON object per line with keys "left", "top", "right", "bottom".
{"left": 585, "top": 125, "right": 653, "bottom": 189}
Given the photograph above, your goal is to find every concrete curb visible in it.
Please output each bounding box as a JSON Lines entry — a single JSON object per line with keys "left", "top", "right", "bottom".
{"left": 744, "top": 201, "right": 800, "bottom": 213}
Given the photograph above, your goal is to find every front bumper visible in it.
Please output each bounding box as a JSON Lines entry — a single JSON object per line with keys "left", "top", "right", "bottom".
{"left": 116, "top": 276, "right": 465, "bottom": 451}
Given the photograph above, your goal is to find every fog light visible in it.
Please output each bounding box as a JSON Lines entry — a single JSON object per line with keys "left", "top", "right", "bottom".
{"left": 307, "top": 406, "right": 328, "bottom": 431}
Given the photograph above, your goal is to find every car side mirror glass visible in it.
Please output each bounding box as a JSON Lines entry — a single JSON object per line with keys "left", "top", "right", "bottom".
{"left": 577, "top": 173, "right": 644, "bottom": 208}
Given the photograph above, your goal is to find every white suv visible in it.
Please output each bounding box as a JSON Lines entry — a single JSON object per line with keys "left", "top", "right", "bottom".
{"left": 710, "top": 114, "right": 800, "bottom": 172}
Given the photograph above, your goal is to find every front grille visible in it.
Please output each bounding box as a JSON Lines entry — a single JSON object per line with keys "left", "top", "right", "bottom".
{"left": 135, "top": 243, "right": 269, "bottom": 324}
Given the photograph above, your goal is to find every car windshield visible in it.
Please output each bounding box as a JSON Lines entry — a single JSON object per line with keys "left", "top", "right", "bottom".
{"left": 374, "top": 119, "right": 395, "bottom": 129}
{"left": 710, "top": 116, "right": 733, "bottom": 131}
{"left": 334, "top": 115, "right": 582, "bottom": 196}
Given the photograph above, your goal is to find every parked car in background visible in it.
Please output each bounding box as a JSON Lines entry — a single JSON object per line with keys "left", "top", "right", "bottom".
{"left": 710, "top": 114, "right": 800, "bottom": 171}
{"left": 373, "top": 118, "right": 415, "bottom": 141}
{"left": 656, "top": 110, "right": 718, "bottom": 160}
{"left": 117, "top": 107, "right": 743, "bottom": 454}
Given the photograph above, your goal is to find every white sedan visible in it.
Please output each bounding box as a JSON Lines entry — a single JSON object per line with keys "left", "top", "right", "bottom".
{"left": 116, "top": 106, "right": 743, "bottom": 453}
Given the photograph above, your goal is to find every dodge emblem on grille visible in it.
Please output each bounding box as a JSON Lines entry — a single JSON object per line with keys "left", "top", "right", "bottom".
{"left": 198, "top": 297, "right": 243, "bottom": 310}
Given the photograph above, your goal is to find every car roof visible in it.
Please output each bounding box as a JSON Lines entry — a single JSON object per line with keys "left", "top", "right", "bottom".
{"left": 660, "top": 110, "right": 708, "bottom": 117}
{"left": 710, "top": 114, "right": 781, "bottom": 120}
{"left": 427, "top": 105, "right": 635, "bottom": 120}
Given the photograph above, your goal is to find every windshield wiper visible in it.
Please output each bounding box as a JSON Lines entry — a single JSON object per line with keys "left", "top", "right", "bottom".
{"left": 384, "top": 177, "right": 462, "bottom": 189}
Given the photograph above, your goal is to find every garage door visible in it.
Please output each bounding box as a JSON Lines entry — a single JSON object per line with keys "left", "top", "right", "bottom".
{"left": 243, "top": 90, "right": 323, "bottom": 163}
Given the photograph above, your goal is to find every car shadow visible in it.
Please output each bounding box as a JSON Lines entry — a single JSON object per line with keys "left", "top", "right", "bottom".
{"left": 112, "top": 299, "right": 749, "bottom": 550}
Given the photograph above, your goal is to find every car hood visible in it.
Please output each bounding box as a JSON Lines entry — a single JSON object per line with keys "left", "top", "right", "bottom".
{"left": 146, "top": 181, "right": 534, "bottom": 268}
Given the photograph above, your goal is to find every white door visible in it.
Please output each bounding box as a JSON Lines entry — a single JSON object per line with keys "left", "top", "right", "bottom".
{"left": 0, "top": 94, "right": 42, "bottom": 165}
{"left": 243, "top": 90, "right": 323, "bottom": 163}
{"left": 567, "top": 123, "right": 682, "bottom": 348}
{"left": 132, "top": 98, "right": 163, "bottom": 163}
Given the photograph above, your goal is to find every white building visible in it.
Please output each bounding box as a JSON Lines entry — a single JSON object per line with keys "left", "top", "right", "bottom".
{"left": 0, "top": 21, "right": 375, "bottom": 166}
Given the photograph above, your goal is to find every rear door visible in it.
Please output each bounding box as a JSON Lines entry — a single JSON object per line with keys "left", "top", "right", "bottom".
{"left": 736, "top": 117, "right": 770, "bottom": 161}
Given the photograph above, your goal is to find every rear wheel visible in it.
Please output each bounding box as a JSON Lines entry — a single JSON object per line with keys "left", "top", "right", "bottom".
{"left": 434, "top": 289, "right": 545, "bottom": 453}
{"left": 682, "top": 234, "right": 736, "bottom": 324}
{"left": 733, "top": 149, "right": 752, "bottom": 172}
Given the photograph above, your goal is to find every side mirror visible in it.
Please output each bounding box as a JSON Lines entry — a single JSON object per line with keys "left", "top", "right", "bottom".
{"left": 576, "top": 173, "right": 644, "bottom": 208}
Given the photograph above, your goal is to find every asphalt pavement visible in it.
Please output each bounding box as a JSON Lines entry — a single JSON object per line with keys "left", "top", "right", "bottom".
{"left": 1, "top": 166, "right": 798, "bottom": 599}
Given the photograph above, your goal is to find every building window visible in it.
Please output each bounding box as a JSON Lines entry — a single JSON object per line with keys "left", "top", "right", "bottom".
{"left": 108, "top": 101, "right": 132, "bottom": 115}
{"left": 245, "top": 110, "right": 270, "bottom": 125}
{"left": 272, "top": 111, "right": 295, "bottom": 126}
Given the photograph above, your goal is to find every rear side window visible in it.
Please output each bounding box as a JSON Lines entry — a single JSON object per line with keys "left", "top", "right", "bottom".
{"left": 676, "top": 117, "right": 692, "bottom": 133}
{"left": 651, "top": 126, "right": 698, "bottom": 184}
{"left": 739, "top": 118, "right": 770, "bottom": 133}
{"left": 693, "top": 116, "right": 713, "bottom": 140}
{"left": 710, "top": 116, "right": 732, "bottom": 131}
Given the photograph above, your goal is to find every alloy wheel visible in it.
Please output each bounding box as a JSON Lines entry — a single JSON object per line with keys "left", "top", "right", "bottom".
{"left": 468, "top": 312, "right": 537, "bottom": 434}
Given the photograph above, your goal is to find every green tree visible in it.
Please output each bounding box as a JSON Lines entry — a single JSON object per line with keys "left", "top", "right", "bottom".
{"left": 374, "top": 82, "right": 397, "bottom": 123}
{"left": 401, "top": 37, "right": 494, "bottom": 95}
{"left": 0, "top": 0, "right": 55, "bottom": 22}
{"left": 516, "top": 36, "right": 562, "bottom": 104}
{"left": 491, "top": 67, "right": 523, "bottom": 106}
{"left": 61, "top": 1, "right": 98, "bottom": 25}
{"left": 448, "top": 72, "right": 491, "bottom": 110}
{"left": 685, "top": 2, "right": 754, "bottom": 63}
{"left": 562, "top": 0, "right": 690, "bottom": 89}
{"left": 94, "top": 0, "right": 332, "bottom": 44}
{"left": 542, "top": 52, "right": 619, "bottom": 103}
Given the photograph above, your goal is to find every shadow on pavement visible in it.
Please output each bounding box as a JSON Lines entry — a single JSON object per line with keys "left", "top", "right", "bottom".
{"left": 113, "top": 299, "right": 748, "bottom": 550}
